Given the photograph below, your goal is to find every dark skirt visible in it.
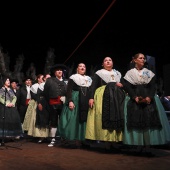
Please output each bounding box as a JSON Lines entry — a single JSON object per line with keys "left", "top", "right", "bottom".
{"left": 0, "top": 104, "right": 23, "bottom": 138}
{"left": 35, "top": 97, "right": 50, "bottom": 128}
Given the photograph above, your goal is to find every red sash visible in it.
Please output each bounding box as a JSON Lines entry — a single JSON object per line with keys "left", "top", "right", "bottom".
{"left": 49, "top": 97, "right": 62, "bottom": 105}
{"left": 26, "top": 99, "right": 30, "bottom": 105}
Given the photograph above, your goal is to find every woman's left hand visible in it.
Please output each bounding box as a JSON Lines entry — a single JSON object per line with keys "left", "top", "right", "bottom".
{"left": 69, "top": 101, "right": 75, "bottom": 110}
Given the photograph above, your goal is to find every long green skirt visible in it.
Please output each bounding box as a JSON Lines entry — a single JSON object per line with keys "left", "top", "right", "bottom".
{"left": 58, "top": 91, "right": 86, "bottom": 141}
{"left": 123, "top": 95, "right": 170, "bottom": 145}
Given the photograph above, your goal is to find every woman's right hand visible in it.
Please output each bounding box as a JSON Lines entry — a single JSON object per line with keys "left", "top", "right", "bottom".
{"left": 135, "top": 96, "right": 140, "bottom": 103}
{"left": 89, "top": 99, "right": 94, "bottom": 108}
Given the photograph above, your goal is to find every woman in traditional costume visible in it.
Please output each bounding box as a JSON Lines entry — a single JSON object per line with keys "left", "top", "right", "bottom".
{"left": 85, "top": 57, "right": 125, "bottom": 152}
{"left": 58, "top": 63, "right": 92, "bottom": 148}
{"left": 122, "top": 53, "right": 170, "bottom": 156}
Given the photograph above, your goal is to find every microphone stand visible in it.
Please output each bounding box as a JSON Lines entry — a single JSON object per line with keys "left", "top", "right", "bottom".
{"left": 0, "top": 87, "right": 22, "bottom": 150}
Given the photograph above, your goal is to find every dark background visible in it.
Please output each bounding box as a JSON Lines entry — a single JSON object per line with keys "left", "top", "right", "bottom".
{"left": 0, "top": 0, "right": 170, "bottom": 78}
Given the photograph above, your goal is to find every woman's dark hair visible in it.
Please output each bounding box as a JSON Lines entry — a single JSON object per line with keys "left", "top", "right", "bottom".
{"left": 128, "top": 53, "right": 148, "bottom": 70}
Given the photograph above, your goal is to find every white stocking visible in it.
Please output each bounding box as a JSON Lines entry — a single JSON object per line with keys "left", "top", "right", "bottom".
{"left": 50, "top": 128, "right": 57, "bottom": 138}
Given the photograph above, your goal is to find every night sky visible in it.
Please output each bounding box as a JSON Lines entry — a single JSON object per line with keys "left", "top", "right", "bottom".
{"left": 1, "top": 0, "right": 170, "bottom": 77}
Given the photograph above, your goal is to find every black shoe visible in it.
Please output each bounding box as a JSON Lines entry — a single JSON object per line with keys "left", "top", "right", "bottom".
{"left": 48, "top": 138, "right": 56, "bottom": 147}
{"left": 56, "top": 136, "right": 61, "bottom": 140}
{"left": 110, "top": 146, "right": 122, "bottom": 153}
{"left": 38, "top": 138, "right": 44, "bottom": 144}
{"left": 81, "top": 143, "right": 91, "bottom": 149}
{"left": 64, "top": 143, "right": 79, "bottom": 149}
{"left": 103, "top": 148, "right": 114, "bottom": 154}
{"left": 145, "top": 151, "right": 155, "bottom": 157}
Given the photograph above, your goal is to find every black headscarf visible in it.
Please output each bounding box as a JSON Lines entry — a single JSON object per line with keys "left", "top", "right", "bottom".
{"left": 0, "top": 74, "right": 10, "bottom": 88}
